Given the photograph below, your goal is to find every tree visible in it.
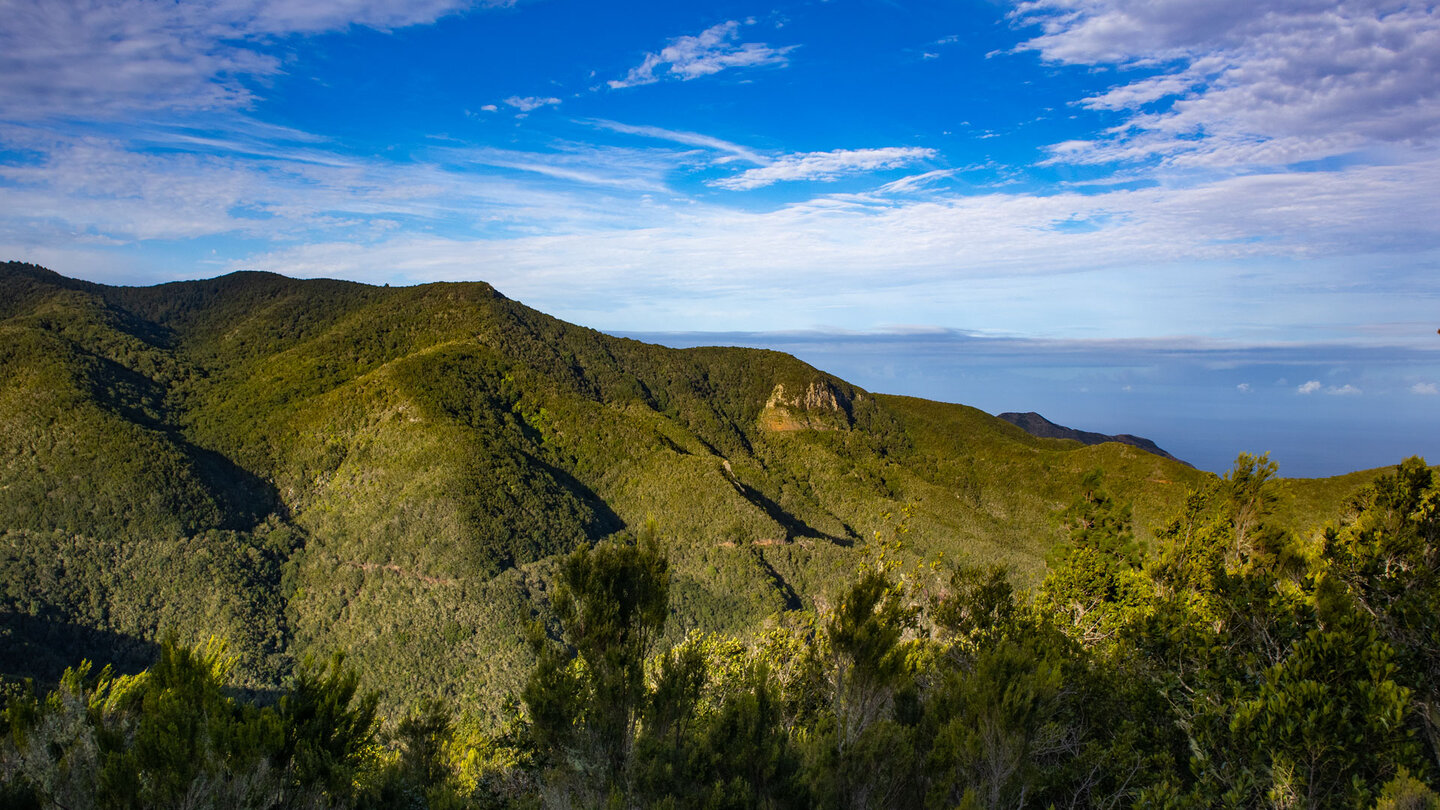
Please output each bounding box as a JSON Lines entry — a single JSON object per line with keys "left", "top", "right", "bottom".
{"left": 1225, "top": 451, "right": 1280, "bottom": 561}
{"left": 277, "top": 651, "right": 381, "bottom": 803}
{"left": 1, "top": 638, "right": 387, "bottom": 810}
{"left": 1231, "top": 622, "right": 1420, "bottom": 809}
{"left": 816, "top": 569, "right": 921, "bottom": 809}
{"left": 1038, "top": 471, "right": 1150, "bottom": 647}
{"left": 522, "top": 527, "right": 670, "bottom": 805}
{"left": 1323, "top": 457, "right": 1440, "bottom": 769}
{"left": 925, "top": 634, "right": 1068, "bottom": 810}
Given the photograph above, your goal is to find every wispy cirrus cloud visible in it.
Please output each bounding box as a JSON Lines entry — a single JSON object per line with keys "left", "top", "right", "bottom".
{"left": 0, "top": 124, "right": 672, "bottom": 249}
{"left": 608, "top": 20, "right": 796, "bottom": 89}
{"left": 0, "top": 0, "right": 515, "bottom": 120}
{"left": 876, "top": 169, "right": 957, "bottom": 195}
{"left": 434, "top": 143, "right": 678, "bottom": 192}
{"left": 1015, "top": 0, "right": 1440, "bottom": 169}
{"left": 586, "top": 119, "right": 769, "bottom": 164}
{"left": 161, "top": 149, "right": 1438, "bottom": 348}
{"left": 10, "top": 115, "right": 1439, "bottom": 319}
{"left": 709, "top": 147, "right": 937, "bottom": 190}
{"left": 580, "top": 121, "right": 937, "bottom": 190}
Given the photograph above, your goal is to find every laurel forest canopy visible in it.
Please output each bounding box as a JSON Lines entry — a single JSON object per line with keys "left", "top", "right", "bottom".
{"left": 3, "top": 454, "right": 1438, "bottom": 808}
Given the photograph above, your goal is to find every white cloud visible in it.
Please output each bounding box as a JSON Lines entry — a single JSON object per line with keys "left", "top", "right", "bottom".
{"left": 876, "top": 169, "right": 956, "bottom": 195}
{"left": 0, "top": 0, "right": 510, "bottom": 120}
{"left": 437, "top": 144, "right": 675, "bottom": 192}
{"left": 1412, "top": 382, "right": 1439, "bottom": 394}
{"left": 5, "top": 75, "right": 1439, "bottom": 343}
{"left": 608, "top": 21, "right": 795, "bottom": 89}
{"left": 503, "top": 96, "right": 561, "bottom": 112}
{"left": 587, "top": 120, "right": 769, "bottom": 164}
{"left": 10, "top": 107, "right": 1440, "bottom": 298}
{"left": 9, "top": 121, "right": 1440, "bottom": 307}
{"left": 176, "top": 170, "right": 1440, "bottom": 338}
{"left": 710, "top": 147, "right": 936, "bottom": 190}
{"left": 480, "top": 104, "right": 498, "bottom": 112}
{"left": 1236, "top": 383, "right": 1251, "bottom": 392}
{"left": 0, "top": 125, "right": 683, "bottom": 246}
{"left": 1296, "top": 380, "right": 1362, "bottom": 395}
{"left": 1015, "top": 0, "right": 1440, "bottom": 168}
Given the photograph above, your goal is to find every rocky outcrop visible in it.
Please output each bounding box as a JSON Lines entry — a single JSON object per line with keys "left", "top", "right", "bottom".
{"left": 759, "top": 381, "right": 852, "bottom": 432}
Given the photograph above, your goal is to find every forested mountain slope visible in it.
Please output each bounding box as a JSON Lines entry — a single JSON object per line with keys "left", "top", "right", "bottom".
{"left": 0, "top": 262, "right": 1378, "bottom": 716}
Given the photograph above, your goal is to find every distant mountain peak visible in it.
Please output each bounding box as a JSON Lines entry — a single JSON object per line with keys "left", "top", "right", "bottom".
{"left": 996, "top": 411, "right": 1191, "bottom": 467}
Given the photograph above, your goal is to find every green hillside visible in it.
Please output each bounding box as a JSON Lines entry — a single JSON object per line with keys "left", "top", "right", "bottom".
{"left": 0, "top": 261, "right": 1380, "bottom": 718}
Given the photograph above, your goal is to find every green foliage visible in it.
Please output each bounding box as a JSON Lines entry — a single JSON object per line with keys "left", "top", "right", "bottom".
{"left": 1, "top": 262, "right": 1234, "bottom": 714}
{"left": 812, "top": 569, "right": 923, "bottom": 809}
{"left": 1226, "top": 451, "right": 1280, "bottom": 558}
{"left": 5, "top": 455, "right": 1440, "bottom": 807}
{"left": 1232, "top": 622, "right": 1419, "bottom": 808}
{"left": 0, "top": 637, "right": 391, "bottom": 810}
{"left": 1061, "top": 468, "right": 1140, "bottom": 562}
{"left": 278, "top": 652, "right": 382, "bottom": 801}
{"left": 523, "top": 530, "right": 670, "bottom": 803}
{"left": 94, "top": 638, "right": 284, "bottom": 808}
{"left": 1375, "top": 769, "right": 1440, "bottom": 810}
{"left": 931, "top": 564, "right": 1015, "bottom": 649}
{"left": 925, "top": 632, "right": 1069, "bottom": 810}
{"left": 1116, "top": 455, "right": 1437, "bottom": 807}
{"left": 1038, "top": 470, "right": 1152, "bottom": 646}
{"left": 826, "top": 570, "right": 916, "bottom": 748}
{"left": 6, "top": 262, "right": 1431, "bottom": 809}
{"left": 1323, "top": 457, "right": 1440, "bottom": 769}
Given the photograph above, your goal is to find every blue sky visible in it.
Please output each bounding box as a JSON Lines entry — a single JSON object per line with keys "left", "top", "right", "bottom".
{"left": 2, "top": 0, "right": 1438, "bottom": 476}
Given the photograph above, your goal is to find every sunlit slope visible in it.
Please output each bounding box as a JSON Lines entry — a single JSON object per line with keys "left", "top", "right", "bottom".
{"left": 0, "top": 267, "right": 288, "bottom": 686}
{"left": 0, "top": 262, "right": 1380, "bottom": 714}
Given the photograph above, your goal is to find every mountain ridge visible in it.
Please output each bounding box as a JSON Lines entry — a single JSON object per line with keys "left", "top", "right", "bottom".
{"left": 0, "top": 261, "right": 1377, "bottom": 718}
{"left": 996, "top": 411, "right": 1191, "bottom": 466}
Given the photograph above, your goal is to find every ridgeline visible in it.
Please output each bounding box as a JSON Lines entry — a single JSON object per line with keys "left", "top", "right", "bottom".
{"left": 0, "top": 261, "right": 1377, "bottom": 717}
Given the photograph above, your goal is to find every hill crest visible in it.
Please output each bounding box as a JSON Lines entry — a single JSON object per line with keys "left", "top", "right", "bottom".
{"left": 997, "top": 411, "right": 1190, "bottom": 466}
{"left": 0, "top": 261, "right": 1370, "bottom": 716}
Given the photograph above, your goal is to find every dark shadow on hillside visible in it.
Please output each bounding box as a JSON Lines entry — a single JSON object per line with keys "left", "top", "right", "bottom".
{"left": 752, "top": 549, "right": 802, "bottom": 612}
{"left": 228, "top": 684, "right": 287, "bottom": 707}
{"left": 459, "top": 450, "right": 628, "bottom": 578}
{"left": 0, "top": 612, "right": 160, "bottom": 689}
{"left": 721, "top": 470, "right": 854, "bottom": 547}
{"left": 87, "top": 350, "right": 171, "bottom": 429}
{"left": 186, "top": 444, "right": 286, "bottom": 530}
{"left": 531, "top": 454, "right": 624, "bottom": 543}
{"left": 109, "top": 299, "right": 177, "bottom": 351}
{"left": 80, "top": 345, "right": 282, "bottom": 532}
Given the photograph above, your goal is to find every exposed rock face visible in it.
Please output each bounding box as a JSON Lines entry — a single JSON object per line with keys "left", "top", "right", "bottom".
{"left": 997, "top": 411, "right": 1192, "bottom": 467}
{"left": 760, "top": 381, "right": 852, "bottom": 432}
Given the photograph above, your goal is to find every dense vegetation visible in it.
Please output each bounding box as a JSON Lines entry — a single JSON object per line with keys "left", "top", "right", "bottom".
{"left": 3, "top": 261, "right": 1425, "bottom": 805}
{"left": 3, "top": 455, "right": 1436, "bottom": 808}
{"left": 3, "top": 261, "right": 1279, "bottom": 708}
